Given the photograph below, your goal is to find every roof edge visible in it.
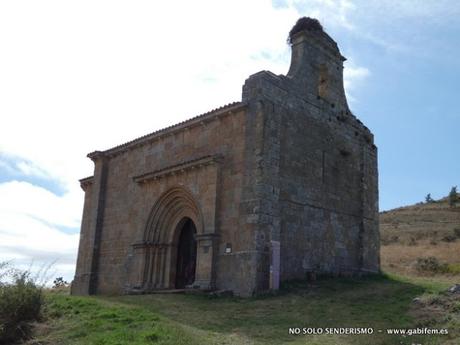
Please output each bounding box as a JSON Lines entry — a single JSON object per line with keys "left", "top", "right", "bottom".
{"left": 88, "top": 101, "right": 246, "bottom": 159}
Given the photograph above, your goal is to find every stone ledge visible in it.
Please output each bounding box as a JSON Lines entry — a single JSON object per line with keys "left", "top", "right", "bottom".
{"left": 79, "top": 176, "right": 94, "bottom": 191}
{"left": 133, "top": 154, "right": 223, "bottom": 184}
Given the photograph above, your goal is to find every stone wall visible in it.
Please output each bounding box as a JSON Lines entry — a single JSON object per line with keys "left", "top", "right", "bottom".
{"left": 73, "top": 104, "right": 273, "bottom": 296}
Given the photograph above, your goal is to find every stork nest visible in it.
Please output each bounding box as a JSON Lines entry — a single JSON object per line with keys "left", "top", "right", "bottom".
{"left": 288, "top": 17, "right": 323, "bottom": 44}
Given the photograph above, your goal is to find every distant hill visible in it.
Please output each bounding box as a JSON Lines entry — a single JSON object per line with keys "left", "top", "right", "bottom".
{"left": 380, "top": 196, "right": 460, "bottom": 245}
{"left": 380, "top": 195, "right": 460, "bottom": 280}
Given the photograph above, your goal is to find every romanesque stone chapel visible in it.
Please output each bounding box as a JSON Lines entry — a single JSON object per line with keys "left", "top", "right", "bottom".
{"left": 72, "top": 18, "right": 379, "bottom": 297}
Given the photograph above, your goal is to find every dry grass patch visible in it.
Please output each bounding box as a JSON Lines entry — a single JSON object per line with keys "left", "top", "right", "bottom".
{"left": 381, "top": 241, "right": 460, "bottom": 279}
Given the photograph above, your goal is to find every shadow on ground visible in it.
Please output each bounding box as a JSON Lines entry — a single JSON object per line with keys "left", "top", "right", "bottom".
{"left": 108, "top": 274, "right": 450, "bottom": 345}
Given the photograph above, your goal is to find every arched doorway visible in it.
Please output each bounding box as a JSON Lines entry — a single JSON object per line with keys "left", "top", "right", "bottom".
{"left": 175, "top": 218, "right": 197, "bottom": 289}
{"left": 128, "top": 186, "right": 217, "bottom": 292}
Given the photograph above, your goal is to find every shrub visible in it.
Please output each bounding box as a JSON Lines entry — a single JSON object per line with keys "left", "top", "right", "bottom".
{"left": 408, "top": 237, "right": 417, "bottom": 246}
{"left": 52, "top": 277, "right": 69, "bottom": 289}
{"left": 0, "top": 269, "right": 44, "bottom": 344}
{"left": 441, "top": 235, "right": 457, "bottom": 243}
{"left": 449, "top": 186, "right": 458, "bottom": 207}
{"left": 415, "top": 257, "right": 449, "bottom": 274}
{"left": 425, "top": 193, "right": 434, "bottom": 203}
{"left": 452, "top": 302, "right": 460, "bottom": 313}
{"left": 454, "top": 228, "right": 460, "bottom": 238}
{"left": 381, "top": 235, "right": 399, "bottom": 246}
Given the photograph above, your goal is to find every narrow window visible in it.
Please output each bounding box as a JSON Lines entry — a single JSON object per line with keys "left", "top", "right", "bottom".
{"left": 318, "top": 64, "right": 328, "bottom": 99}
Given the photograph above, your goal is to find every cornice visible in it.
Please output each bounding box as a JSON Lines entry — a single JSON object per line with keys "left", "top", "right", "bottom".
{"left": 133, "top": 154, "right": 223, "bottom": 184}
{"left": 79, "top": 176, "right": 94, "bottom": 191}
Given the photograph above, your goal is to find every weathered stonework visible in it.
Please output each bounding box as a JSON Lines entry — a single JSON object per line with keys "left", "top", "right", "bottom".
{"left": 72, "top": 18, "right": 379, "bottom": 297}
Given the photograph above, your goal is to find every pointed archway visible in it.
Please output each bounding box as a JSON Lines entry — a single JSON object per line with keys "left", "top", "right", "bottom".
{"left": 127, "top": 186, "right": 218, "bottom": 292}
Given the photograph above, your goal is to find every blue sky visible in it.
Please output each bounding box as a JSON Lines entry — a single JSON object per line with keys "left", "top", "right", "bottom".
{"left": 0, "top": 0, "right": 459, "bottom": 282}
{"left": 326, "top": 1, "right": 460, "bottom": 208}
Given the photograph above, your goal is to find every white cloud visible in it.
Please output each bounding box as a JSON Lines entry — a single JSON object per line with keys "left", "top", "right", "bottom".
{"left": 0, "top": 1, "right": 299, "bottom": 184}
{"left": 0, "top": 181, "right": 81, "bottom": 228}
{"left": 15, "top": 161, "right": 49, "bottom": 179}
{"left": 332, "top": 1, "right": 460, "bottom": 57}
{"left": 344, "top": 63, "right": 370, "bottom": 102}
{"left": 0, "top": 213, "right": 78, "bottom": 258}
{"left": 279, "top": 0, "right": 356, "bottom": 30}
{"left": 361, "top": 0, "right": 460, "bottom": 22}
{"left": 0, "top": 181, "right": 81, "bottom": 282}
{"left": 0, "top": 159, "right": 16, "bottom": 175}
{"left": 0, "top": 186, "right": 80, "bottom": 283}
{"left": 0, "top": 0, "right": 371, "bottom": 282}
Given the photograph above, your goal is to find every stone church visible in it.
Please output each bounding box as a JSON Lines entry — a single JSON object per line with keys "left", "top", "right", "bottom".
{"left": 72, "top": 18, "right": 379, "bottom": 297}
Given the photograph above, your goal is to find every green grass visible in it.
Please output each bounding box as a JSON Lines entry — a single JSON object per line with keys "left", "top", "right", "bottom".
{"left": 33, "top": 274, "right": 458, "bottom": 345}
{"left": 39, "top": 293, "right": 208, "bottom": 345}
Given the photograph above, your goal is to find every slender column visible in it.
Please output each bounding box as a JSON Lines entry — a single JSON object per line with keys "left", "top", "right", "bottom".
{"left": 143, "top": 246, "right": 152, "bottom": 289}
{"left": 159, "top": 246, "right": 166, "bottom": 288}
{"left": 151, "top": 248, "right": 159, "bottom": 288}
{"left": 163, "top": 245, "right": 173, "bottom": 288}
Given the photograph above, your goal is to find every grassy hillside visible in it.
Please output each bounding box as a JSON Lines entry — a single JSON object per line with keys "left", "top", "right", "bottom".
{"left": 29, "top": 274, "right": 456, "bottom": 345}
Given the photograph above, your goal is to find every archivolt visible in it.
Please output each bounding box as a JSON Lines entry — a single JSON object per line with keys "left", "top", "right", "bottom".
{"left": 144, "top": 187, "right": 203, "bottom": 244}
